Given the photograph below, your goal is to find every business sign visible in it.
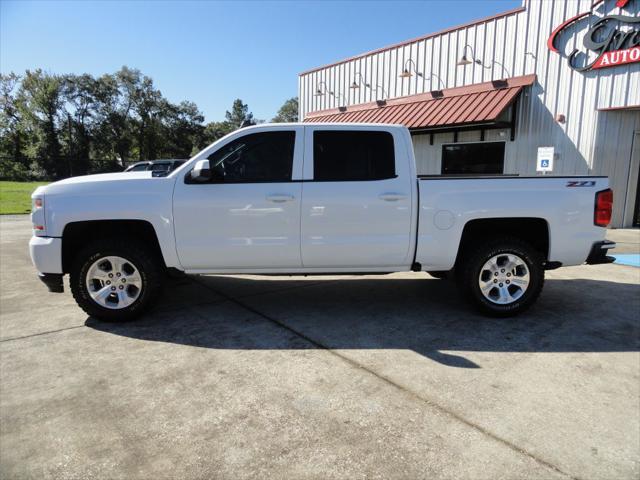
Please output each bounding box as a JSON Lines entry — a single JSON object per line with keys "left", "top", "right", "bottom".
{"left": 537, "top": 147, "right": 554, "bottom": 173}
{"left": 548, "top": 0, "right": 640, "bottom": 72}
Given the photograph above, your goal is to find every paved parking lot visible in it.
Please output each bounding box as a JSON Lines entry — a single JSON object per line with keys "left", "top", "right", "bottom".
{"left": 1, "top": 215, "right": 639, "bottom": 479}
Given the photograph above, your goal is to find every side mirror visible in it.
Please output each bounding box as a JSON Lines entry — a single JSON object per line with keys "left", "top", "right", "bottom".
{"left": 190, "top": 159, "right": 211, "bottom": 182}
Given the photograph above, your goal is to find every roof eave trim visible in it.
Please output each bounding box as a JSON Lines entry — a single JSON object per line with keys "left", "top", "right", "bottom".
{"left": 305, "top": 74, "right": 536, "bottom": 119}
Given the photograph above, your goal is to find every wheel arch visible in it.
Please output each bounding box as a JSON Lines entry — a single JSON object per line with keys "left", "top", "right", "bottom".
{"left": 455, "top": 217, "right": 550, "bottom": 268}
{"left": 61, "top": 220, "right": 166, "bottom": 274}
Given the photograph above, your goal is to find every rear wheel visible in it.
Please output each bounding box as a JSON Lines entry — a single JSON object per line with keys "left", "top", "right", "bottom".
{"left": 70, "top": 239, "right": 163, "bottom": 322}
{"left": 458, "top": 237, "right": 544, "bottom": 317}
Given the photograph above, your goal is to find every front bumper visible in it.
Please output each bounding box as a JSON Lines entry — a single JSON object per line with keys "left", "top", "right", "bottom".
{"left": 29, "top": 236, "right": 63, "bottom": 274}
{"left": 30, "top": 236, "right": 64, "bottom": 293}
{"left": 585, "top": 240, "right": 616, "bottom": 265}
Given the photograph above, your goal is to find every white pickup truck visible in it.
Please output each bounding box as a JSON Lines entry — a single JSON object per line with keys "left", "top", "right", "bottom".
{"left": 29, "top": 123, "right": 615, "bottom": 321}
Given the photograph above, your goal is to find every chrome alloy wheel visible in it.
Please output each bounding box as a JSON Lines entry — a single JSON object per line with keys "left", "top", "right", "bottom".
{"left": 85, "top": 256, "right": 143, "bottom": 309}
{"left": 478, "top": 253, "right": 530, "bottom": 305}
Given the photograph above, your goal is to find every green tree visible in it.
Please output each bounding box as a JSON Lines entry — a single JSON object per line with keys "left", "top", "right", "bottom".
{"left": 0, "top": 67, "right": 267, "bottom": 180}
{"left": 116, "top": 67, "right": 164, "bottom": 161}
{"left": 225, "top": 99, "right": 254, "bottom": 129}
{"left": 62, "top": 73, "right": 102, "bottom": 175}
{"left": 17, "top": 69, "right": 65, "bottom": 178}
{"left": 199, "top": 98, "right": 259, "bottom": 149}
{"left": 272, "top": 97, "right": 298, "bottom": 123}
{"left": 163, "top": 100, "right": 205, "bottom": 158}
{"left": 0, "top": 73, "right": 33, "bottom": 179}
{"left": 0, "top": 73, "right": 26, "bottom": 161}
{"left": 90, "top": 72, "right": 132, "bottom": 170}
{"left": 199, "top": 121, "right": 233, "bottom": 150}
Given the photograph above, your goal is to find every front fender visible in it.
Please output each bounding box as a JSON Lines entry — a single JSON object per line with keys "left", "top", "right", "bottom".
{"left": 43, "top": 176, "right": 181, "bottom": 269}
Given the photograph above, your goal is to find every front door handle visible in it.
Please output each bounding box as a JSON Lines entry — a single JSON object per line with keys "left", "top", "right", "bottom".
{"left": 266, "top": 194, "right": 295, "bottom": 203}
{"left": 379, "top": 193, "right": 408, "bottom": 202}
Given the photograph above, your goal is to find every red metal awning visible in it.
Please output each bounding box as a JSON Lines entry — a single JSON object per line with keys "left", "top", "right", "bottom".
{"left": 304, "top": 74, "right": 536, "bottom": 131}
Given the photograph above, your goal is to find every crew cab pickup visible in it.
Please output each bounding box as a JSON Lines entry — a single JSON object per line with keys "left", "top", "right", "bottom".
{"left": 29, "top": 123, "right": 615, "bottom": 321}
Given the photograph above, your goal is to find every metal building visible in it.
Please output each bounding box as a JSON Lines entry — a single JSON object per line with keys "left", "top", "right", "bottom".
{"left": 298, "top": 0, "right": 640, "bottom": 227}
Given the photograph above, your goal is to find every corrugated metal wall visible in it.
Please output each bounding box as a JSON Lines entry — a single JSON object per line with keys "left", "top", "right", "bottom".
{"left": 298, "top": 0, "right": 640, "bottom": 226}
{"left": 592, "top": 110, "right": 640, "bottom": 226}
{"left": 299, "top": 0, "right": 639, "bottom": 115}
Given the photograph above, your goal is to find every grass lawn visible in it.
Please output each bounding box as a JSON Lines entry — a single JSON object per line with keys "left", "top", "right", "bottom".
{"left": 0, "top": 181, "right": 48, "bottom": 215}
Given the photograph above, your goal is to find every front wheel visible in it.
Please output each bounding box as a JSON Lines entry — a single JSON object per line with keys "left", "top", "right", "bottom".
{"left": 458, "top": 237, "right": 544, "bottom": 317}
{"left": 70, "top": 239, "right": 163, "bottom": 322}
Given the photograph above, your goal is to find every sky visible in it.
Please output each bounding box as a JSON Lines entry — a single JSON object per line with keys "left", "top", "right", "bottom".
{"left": 1, "top": 0, "right": 522, "bottom": 122}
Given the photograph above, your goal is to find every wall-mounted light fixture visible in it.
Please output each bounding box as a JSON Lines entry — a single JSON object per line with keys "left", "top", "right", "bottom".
{"left": 313, "top": 81, "right": 347, "bottom": 107}
{"left": 456, "top": 45, "right": 512, "bottom": 79}
{"left": 351, "top": 73, "right": 388, "bottom": 101}
{"left": 398, "top": 59, "right": 445, "bottom": 90}
{"left": 350, "top": 73, "right": 370, "bottom": 90}
{"left": 456, "top": 45, "right": 478, "bottom": 66}
{"left": 399, "top": 59, "right": 420, "bottom": 78}
{"left": 313, "top": 81, "right": 332, "bottom": 97}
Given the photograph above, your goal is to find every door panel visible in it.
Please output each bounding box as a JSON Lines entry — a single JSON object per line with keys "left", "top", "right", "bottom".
{"left": 173, "top": 182, "right": 302, "bottom": 269}
{"left": 301, "top": 127, "right": 414, "bottom": 268}
{"left": 173, "top": 127, "right": 304, "bottom": 270}
{"left": 301, "top": 179, "right": 413, "bottom": 267}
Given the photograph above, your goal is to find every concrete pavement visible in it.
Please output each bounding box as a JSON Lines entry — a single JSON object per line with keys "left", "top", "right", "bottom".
{"left": 1, "top": 215, "right": 639, "bottom": 479}
{"left": 608, "top": 228, "right": 640, "bottom": 254}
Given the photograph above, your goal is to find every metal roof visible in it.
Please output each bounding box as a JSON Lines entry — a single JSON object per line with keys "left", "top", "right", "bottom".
{"left": 304, "top": 75, "right": 536, "bottom": 131}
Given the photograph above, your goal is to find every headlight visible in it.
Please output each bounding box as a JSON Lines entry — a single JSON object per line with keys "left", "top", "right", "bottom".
{"left": 31, "top": 195, "right": 45, "bottom": 234}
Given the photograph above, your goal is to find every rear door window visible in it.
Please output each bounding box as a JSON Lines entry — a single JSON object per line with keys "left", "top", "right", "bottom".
{"left": 313, "top": 131, "right": 396, "bottom": 181}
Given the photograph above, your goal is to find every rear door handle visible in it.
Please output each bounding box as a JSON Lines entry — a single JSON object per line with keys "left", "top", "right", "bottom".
{"left": 266, "top": 194, "right": 295, "bottom": 203}
{"left": 379, "top": 193, "right": 408, "bottom": 202}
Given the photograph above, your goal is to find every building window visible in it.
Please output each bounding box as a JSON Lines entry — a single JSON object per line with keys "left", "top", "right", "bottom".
{"left": 441, "top": 141, "right": 505, "bottom": 175}
{"left": 313, "top": 130, "right": 396, "bottom": 181}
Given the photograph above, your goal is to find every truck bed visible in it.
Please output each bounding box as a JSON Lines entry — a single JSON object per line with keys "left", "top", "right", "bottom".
{"left": 415, "top": 175, "right": 609, "bottom": 271}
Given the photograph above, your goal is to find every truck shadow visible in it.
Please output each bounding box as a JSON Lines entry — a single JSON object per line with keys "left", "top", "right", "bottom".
{"left": 85, "top": 275, "right": 640, "bottom": 368}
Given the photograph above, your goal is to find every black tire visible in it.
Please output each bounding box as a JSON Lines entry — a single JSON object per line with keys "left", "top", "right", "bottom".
{"left": 458, "top": 237, "right": 544, "bottom": 317}
{"left": 70, "top": 238, "right": 163, "bottom": 322}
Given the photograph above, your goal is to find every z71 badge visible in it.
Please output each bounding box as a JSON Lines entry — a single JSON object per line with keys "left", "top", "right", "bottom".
{"left": 566, "top": 180, "right": 596, "bottom": 187}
